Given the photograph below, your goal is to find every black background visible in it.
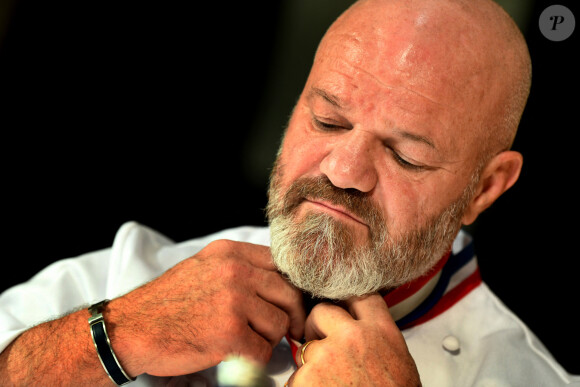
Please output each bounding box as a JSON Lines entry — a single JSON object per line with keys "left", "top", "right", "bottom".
{"left": 1, "top": 0, "right": 578, "bottom": 375}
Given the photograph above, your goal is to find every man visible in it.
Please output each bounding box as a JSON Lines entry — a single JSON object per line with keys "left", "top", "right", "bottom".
{"left": 0, "top": 0, "right": 578, "bottom": 386}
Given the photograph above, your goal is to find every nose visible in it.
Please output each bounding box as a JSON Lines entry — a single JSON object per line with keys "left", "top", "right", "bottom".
{"left": 319, "top": 130, "right": 378, "bottom": 193}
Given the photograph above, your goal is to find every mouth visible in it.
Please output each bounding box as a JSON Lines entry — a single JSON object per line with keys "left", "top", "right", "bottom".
{"left": 303, "top": 198, "right": 368, "bottom": 227}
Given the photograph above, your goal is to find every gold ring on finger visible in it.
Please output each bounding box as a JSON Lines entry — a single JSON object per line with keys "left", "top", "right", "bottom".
{"left": 300, "top": 340, "right": 316, "bottom": 366}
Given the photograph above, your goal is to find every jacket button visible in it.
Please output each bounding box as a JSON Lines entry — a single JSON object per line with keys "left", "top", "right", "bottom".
{"left": 442, "top": 335, "right": 460, "bottom": 354}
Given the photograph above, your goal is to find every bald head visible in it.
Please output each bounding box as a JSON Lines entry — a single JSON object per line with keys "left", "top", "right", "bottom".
{"left": 315, "top": 0, "right": 531, "bottom": 162}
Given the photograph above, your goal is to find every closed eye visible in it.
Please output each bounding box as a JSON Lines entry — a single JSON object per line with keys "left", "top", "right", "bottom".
{"left": 312, "top": 117, "right": 344, "bottom": 131}
{"left": 391, "top": 150, "right": 425, "bottom": 171}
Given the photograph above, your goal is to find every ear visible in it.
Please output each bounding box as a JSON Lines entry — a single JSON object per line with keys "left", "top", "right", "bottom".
{"left": 461, "top": 151, "right": 523, "bottom": 225}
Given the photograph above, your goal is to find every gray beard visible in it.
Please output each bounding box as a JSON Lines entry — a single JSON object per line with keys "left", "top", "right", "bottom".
{"left": 266, "top": 166, "right": 477, "bottom": 300}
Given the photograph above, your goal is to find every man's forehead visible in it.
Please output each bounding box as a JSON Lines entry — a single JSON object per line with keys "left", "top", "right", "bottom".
{"left": 306, "top": 15, "right": 489, "bottom": 157}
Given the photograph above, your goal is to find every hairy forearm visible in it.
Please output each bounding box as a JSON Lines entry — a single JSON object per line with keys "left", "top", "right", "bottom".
{"left": 0, "top": 308, "right": 115, "bottom": 386}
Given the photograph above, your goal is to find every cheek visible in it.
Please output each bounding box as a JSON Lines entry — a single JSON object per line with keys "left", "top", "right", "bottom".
{"left": 374, "top": 175, "right": 439, "bottom": 234}
{"left": 278, "top": 121, "right": 330, "bottom": 186}
{"left": 380, "top": 173, "right": 467, "bottom": 234}
{"left": 377, "top": 184, "right": 423, "bottom": 234}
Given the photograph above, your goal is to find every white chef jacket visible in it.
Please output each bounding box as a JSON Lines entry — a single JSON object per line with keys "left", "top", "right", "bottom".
{"left": 0, "top": 221, "right": 578, "bottom": 386}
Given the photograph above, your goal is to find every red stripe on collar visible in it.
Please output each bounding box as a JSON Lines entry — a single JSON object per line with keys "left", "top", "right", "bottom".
{"left": 399, "top": 266, "right": 481, "bottom": 330}
{"left": 383, "top": 250, "right": 451, "bottom": 308}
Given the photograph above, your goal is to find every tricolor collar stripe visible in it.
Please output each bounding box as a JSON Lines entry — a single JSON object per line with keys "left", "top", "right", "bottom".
{"left": 383, "top": 251, "right": 451, "bottom": 308}
{"left": 402, "top": 267, "right": 481, "bottom": 329}
{"left": 395, "top": 241, "right": 480, "bottom": 329}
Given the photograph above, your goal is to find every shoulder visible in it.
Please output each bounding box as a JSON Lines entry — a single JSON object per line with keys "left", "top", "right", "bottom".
{"left": 114, "top": 221, "right": 270, "bottom": 248}
{"left": 407, "top": 281, "right": 579, "bottom": 385}
{"left": 175, "top": 224, "right": 271, "bottom": 248}
{"left": 104, "top": 222, "right": 270, "bottom": 291}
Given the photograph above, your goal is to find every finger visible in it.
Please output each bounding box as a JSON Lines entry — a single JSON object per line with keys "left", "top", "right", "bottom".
{"left": 286, "top": 364, "right": 316, "bottom": 387}
{"left": 304, "top": 302, "right": 352, "bottom": 341}
{"left": 230, "top": 324, "right": 274, "bottom": 365}
{"left": 234, "top": 243, "right": 305, "bottom": 338}
{"left": 255, "top": 270, "right": 305, "bottom": 340}
{"left": 247, "top": 296, "right": 292, "bottom": 347}
{"left": 345, "top": 293, "right": 393, "bottom": 322}
{"left": 346, "top": 294, "right": 405, "bottom": 345}
{"left": 294, "top": 339, "right": 318, "bottom": 368}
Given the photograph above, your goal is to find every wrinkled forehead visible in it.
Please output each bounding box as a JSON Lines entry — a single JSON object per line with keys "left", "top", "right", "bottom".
{"left": 316, "top": 1, "right": 490, "bottom": 107}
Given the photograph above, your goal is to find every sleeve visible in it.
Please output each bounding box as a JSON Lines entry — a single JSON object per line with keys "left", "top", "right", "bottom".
{"left": 0, "top": 248, "right": 112, "bottom": 352}
{"left": 0, "top": 220, "right": 181, "bottom": 353}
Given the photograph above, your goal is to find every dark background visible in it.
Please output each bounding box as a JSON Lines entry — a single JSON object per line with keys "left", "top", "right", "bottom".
{"left": 1, "top": 0, "right": 578, "bottom": 375}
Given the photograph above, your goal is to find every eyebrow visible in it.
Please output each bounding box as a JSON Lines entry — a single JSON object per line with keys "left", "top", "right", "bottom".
{"left": 310, "top": 87, "right": 344, "bottom": 109}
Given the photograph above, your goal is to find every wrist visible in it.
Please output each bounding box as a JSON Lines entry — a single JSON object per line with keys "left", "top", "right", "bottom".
{"left": 95, "top": 299, "right": 146, "bottom": 380}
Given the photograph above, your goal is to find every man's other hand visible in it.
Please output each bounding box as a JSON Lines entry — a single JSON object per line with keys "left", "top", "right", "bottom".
{"left": 287, "top": 293, "right": 421, "bottom": 386}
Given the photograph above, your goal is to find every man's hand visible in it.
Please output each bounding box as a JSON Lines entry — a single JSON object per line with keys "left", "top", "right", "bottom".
{"left": 110, "top": 239, "right": 306, "bottom": 377}
{"left": 287, "top": 294, "right": 421, "bottom": 386}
